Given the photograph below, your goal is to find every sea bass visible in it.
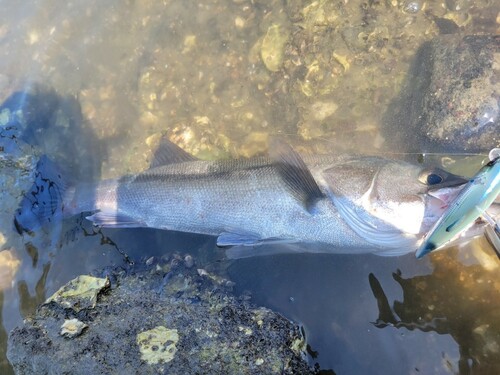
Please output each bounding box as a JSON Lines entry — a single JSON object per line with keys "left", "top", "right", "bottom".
{"left": 15, "top": 139, "right": 471, "bottom": 257}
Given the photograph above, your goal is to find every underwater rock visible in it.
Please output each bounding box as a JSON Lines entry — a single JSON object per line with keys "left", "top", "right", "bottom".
{"left": 261, "top": 24, "right": 289, "bottom": 72}
{"left": 384, "top": 34, "right": 499, "bottom": 153}
{"left": 7, "top": 259, "right": 314, "bottom": 375}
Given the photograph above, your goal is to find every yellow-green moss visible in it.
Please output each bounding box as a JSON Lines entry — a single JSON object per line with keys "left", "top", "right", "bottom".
{"left": 137, "top": 326, "right": 179, "bottom": 365}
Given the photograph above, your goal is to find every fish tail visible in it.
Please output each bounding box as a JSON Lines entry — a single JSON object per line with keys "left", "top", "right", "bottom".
{"left": 14, "top": 155, "right": 70, "bottom": 235}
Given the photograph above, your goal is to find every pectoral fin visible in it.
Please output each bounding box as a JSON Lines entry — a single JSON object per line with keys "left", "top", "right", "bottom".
{"left": 268, "top": 138, "right": 324, "bottom": 212}
{"left": 86, "top": 211, "right": 146, "bottom": 228}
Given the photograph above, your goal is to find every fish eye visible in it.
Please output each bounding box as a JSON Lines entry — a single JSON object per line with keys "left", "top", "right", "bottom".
{"left": 426, "top": 173, "right": 443, "bottom": 185}
{"left": 419, "top": 169, "right": 444, "bottom": 186}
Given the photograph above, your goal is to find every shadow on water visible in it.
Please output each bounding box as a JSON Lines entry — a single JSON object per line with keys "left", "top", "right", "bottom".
{"left": 0, "top": 83, "right": 227, "bottom": 373}
{"left": 0, "top": 84, "right": 108, "bottom": 373}
{"left": 0, "top": 83, "right": 104, "bottom": 180}
{"left": 227, "top": 240, "right": 500, "bottom": 374}
{"left": 0, "top": 292, "right": 14, "bottom": 375}
{"left": 370, "top": 242, "right": 500, "bottom": 375}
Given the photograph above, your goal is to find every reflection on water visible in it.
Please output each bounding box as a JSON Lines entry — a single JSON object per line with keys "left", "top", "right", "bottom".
{"left": 228, "top": 251, "right": 453, "bottom": 373}
{"left": 0, "top": 292, "right": 14, "bottom": 375}
{"left": 229, "top": 240, "right": 500, "bottom": 374}
{"left": 0, "top": 0, "right": 499, "bottom": 374}
{"left": 370, "top": 240, "right": 500, "bottom": 375}
{"left": 17, "top": 263, "right": 50, "bottom": 319}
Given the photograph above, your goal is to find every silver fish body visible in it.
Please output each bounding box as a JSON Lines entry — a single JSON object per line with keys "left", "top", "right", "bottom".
{"left": 63, "top": 154, "right": 454, "bottom": 256}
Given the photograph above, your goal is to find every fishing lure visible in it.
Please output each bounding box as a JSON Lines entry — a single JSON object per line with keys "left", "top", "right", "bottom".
{"left": 416, "top": 149, "right": 500, "bottom": 258}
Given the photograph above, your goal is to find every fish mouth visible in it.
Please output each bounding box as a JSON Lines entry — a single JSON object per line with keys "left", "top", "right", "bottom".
{"left": 422, "top": 185, "right": 465, "bottom": 234}
{"left": 420, "top": 171, "right": 469, "bottom": 228}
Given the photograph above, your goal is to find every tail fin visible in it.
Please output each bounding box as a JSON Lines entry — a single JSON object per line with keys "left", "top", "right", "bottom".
{"left": 14, "top": 155, "right": 67, "bottom": 235}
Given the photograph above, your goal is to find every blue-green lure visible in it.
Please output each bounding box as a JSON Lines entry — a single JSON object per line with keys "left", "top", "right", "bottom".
{"left": 416, "top": 150, "right": 500, "bottom": 258}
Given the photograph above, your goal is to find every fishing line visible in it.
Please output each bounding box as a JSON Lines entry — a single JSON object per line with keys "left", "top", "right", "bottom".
{"left": 268, "top": 132, "right": 489, "bottom": 158}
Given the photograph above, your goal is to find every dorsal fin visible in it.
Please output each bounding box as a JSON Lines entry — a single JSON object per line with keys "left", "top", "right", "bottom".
{"left": 150, "top": 136, "right": 197, "bottom": 168}
{"left": 268, "top": 138, "right": 324, "bottom": 212}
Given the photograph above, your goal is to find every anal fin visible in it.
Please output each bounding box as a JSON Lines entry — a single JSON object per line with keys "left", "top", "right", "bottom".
{"left": 86, "top": 211, "right": 145, "bottom": 228}
{"left": 217, "top": 231, "right": 260, "bottom": 247}
{"left": 217, "top": 230, "right": 294, "bottom": 247}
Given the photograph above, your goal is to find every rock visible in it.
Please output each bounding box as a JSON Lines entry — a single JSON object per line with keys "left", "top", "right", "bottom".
{"left": 44, "top": 275, "right": 110, "bottom": 312}
{"left": 183, "top": 255, "right": 194, "bottom": 268}
{"left": 384, "top": 35, "right": 500, "bottom": 153}
{"left": 137, "top": 326, "right": 179, "bottom": 365}
{"left": 60, "top": 319, "right": 88, "bottom": 339}
{"left": 8, "top": 260, "right": 315, "bottom": 375}
{"left": 261, "top": 24, "right": 289, "bottom": 72}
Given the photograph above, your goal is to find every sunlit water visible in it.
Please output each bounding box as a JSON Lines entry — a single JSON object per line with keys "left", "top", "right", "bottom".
{"left": 0, "top": 1, "right": 499, "bottom": 374}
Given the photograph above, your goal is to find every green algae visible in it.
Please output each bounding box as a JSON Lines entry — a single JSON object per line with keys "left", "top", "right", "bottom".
{"left": 45, "top": 275, "right": 109, "bottom": 312}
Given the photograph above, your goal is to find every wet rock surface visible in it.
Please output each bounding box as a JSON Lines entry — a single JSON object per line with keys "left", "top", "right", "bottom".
{"left": 7, "top": 256, "right": 314, "bottom": 375}
{"left": 384, "top": 34, "right": 500, "bottom": 153}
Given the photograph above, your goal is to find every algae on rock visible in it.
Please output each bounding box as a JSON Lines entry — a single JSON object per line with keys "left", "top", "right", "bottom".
{"left": 45, "top": 275, "right": 109, "bottom": 312}
{"left": 8, "top": 256, "right": 315, "bottom": 375}
{"left": 137, "top": 326, "right": 179, "bottom": 365}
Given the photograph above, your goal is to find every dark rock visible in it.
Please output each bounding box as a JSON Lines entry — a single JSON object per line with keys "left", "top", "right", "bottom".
{"left": 7, "top": 262, "right": 315, "bottom": 375}
{"left": 384, "top": 35, "right": 499, "bottom": 154}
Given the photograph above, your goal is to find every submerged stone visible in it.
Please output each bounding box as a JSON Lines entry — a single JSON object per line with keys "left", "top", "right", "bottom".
{"left": 384, "top": 34, "right": 499, "bottom": 153}
{"left": 261, "top": 24, "right": 289, "bottom": 72}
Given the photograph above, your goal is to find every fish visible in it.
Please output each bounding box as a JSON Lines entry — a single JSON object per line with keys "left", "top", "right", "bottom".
{"left": 15, "top": 138, "right": 475, "bottom": 257}
{"left": 416, "top": 152, "right": 500, "bottom": 258}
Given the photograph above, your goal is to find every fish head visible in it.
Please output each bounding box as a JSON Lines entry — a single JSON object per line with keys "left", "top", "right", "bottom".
{"left": 321, "top": 158, "right": 468, "bottom": 238}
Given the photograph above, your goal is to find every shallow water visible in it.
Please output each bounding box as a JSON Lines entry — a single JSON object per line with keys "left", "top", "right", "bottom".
{"left": 0, "top": 1, "right": 499, "bottom": 374}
